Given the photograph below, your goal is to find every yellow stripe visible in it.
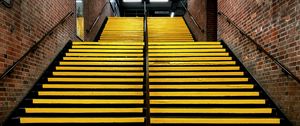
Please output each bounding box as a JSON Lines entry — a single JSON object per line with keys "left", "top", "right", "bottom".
{"left": 150, "top": 92, "right": 259, "bottom": 96}
{"left": 149, "top": 72, "right": 244, "bottom": 76}
{"left": 48, "top": 78, "right": 143, "bottom": 82}
{"left": 150, "top": 99, "right": 265, "bottom": 104}
{"left": 150, "top": 66, "right": 240, "bottom": 71}
{"left": 150, "top": 108, "right": 272, "bottom": 113}
{"left": 20, "top": 117, "right": 144, "bottom": 123}
{"left": 60, "top": 62, "right": 143, "bottom": 66}
{"left": 149, "top": 61, "right": 236, "bottom": 66}
{"left": 151, "top": 118, "right": 280, "bottom": 124}
{"left": 149, "top": 53, "right": 229, "bottom": 56}
{"left": 43, "top": 84, "right": 143, "bottom": 89}
{"left": 69, "top": 49, "right": 143, "bottom": 53}
{"left": 150, "top": 84, "right": 254, "bottom": 89}
{"left": 149, "top": 49, "right": 226, "bottom": 52}
{"left": 65, "top": 53, "right": 143, "bottom": 57}
{"left": 56, "top": 66, "right": 143, "bottom": 71}
{"left": 32, "top": 99, "right": 144, "bottom": 104}
{"left": 63, "top": 57, "right": 143, "bottom": 61}
{"left": 72, "top": 46, "right": 143, "bottom": 49}
{"left": 149, "top": 42, "right": 221, "bottom": 45}
{"left": 149, "top": 45, "right": 222, "bottom": 48}
{"left": 150, "top": 78, "right": 248, "bottom": 82}
{"left": 38, "top": 91, "right": 143, "bottom": 96}
{"left": 149, "top": 57, "right": 232, "bottom": 61}
{"left": 52, "top": 72, "right": 144, "bottom": 76}
{"left": 25, "top": 108, "right": 143, "bottom": 113}
{"left": 72, "top": 42, "right": 144, "bottom": 45}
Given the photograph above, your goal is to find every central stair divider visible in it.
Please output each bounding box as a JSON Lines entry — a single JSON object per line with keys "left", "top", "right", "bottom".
{"left": 143, "top": 1, "right": 150, "bottom": 126}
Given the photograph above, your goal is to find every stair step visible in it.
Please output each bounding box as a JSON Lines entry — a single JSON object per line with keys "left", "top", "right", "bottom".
{"left": 72, "top": 46, "right": 143, "bottom": 49}
{"left": 149, "top": 53, "right": 229, "bottom": 56}
{"left": 149, "top": 49, "right": 226, "bottom": 52}
{"left": 150, "top": 108, "right": 272, "bottom": 114}
{"left": 60, "top": 62, "right": 143, "bottom": 66}
{"left": 63, "top": 57, "right": 143, "bottom": 61}
{"left": 149, "top": 45, "right": 223, "bottom": 49}
{"left": 150, "top": 118, "right": 280, "bottom": 124}
{"left": 149, "top": 92, "right": 259, "bottom": 97}
{"left": 149, "top": 61, "right": 236, "bottom": 66}
{"left": 38, "top": 91, "right": 143, "bottom": 96}
{"left": 149, "top": 42, "right": 221, "bottom": 45}
{"left": 56, "top": 66, "right": 143, "bottom": 71}
{"left": 149, "top": 57, "right": 232, "bottom": 61}
{"left": 149, "top": 72, "right": 244, "bottom": 76}
{"left": 149, "top": 66, "right": 240, "bottom": 71}
{"left": 65, "top": 53, "right": 143, "bottom": 57}
{"left": 25, "top": 108, "right": 143, "bottom": 113}
{"left": 32, "top": 99, "right": 144, "bottom": 104}
{"left": 72, "top": 42, "right": 144, "bottom": 45}
{"left": 149, "top": 84, "right": 254, "bottom": 89}
{"left": 48, "top": 78, "right": 143, "bottom": 82}
{"left": 150, "top": 99, "right": 266, "bottom": 104}
{"left": 52, "top": 72, "right": 144, "bottom": 76}
{"left": 150, "top": 78, "right": 248, "bottom": 82}
{"left": 42, "top": 84, "right": 143, "bottom": 89}
{"left": 20, "top": 117, "right": 144, "bottom": 123}
{"left": 69, "top": 49, "right": 143, "bottom": 53}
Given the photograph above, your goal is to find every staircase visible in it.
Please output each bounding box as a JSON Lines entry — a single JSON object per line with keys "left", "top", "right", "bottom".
{"left": 4, "top": 17, "right": 289, "bottom": 126}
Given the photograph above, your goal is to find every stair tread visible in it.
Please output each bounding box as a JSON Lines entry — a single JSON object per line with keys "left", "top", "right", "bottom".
{"left": 32, "top": 99, "right": 144, "bottom": 104}
{"left": 20, "top": 117, "right": 144, "bottom": 123}
{"left": 38, "top": 91, "right": 143, "bottom": 96}
{"left": 150, "top": 108, "right": 272, "bottom": 113}
{"left": 150, "top": 99, "right": 266, "bottom": 104}
{"left": 56, "top": 66, "right": 143, "bottom": 71}
{"left": 150, "top": 84, "right": 254, "bottom": 89}
{"left": 48, "top": 78, "right": 143, "bottom": 82}
{"left": 149, "top": 72, "right": 244, "bottom": 76}
{"left": 25, "top": 108, "right": 143, "bottom": 113}
{"left": 150, "top": 78, "right": 248, "bottom": 82}
{"left": 149, "top": 92, "right": 259, "bottom": 96}
{"left": 42, "top": 84, "right": 143, "bottom": 89}
{"left": 52, "top": 72, "right": 144, "bottom": 76}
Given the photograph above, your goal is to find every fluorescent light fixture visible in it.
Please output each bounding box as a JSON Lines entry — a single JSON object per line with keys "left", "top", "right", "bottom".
{"left": 76, "top": 0, "right": 82, "bottom": 3}
{"left": 170, "top": 12, "right": 175, "bottom": 17}
{"left": 123, "top": 0, "right": 142, "bottom": 2}
{"left": 150, "top": 0, "right": 169, "bottom": 2}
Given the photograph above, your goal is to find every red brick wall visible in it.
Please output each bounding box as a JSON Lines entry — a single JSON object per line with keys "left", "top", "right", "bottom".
{"left": 218, "top": 0, "right": 300, "bottom": 125}
{"left": 0, "top": 0, "right": 76, "bottom": 124}
{"left": 84, "top": 0, "right": 113, "bottom": 41}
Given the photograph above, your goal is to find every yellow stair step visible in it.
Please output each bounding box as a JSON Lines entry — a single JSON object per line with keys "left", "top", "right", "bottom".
{"left": 32, "top": 99, "right": 144, "bottom": 104}
{"left": 149, "top": 72, "right": 244, "bottom": 76}
{"left": 48, "top": 78, "right": 143, "bottom": 82}
{"left": 150, "top": 108, "right": 272, "bottom": 114}
{"left": 149, "top": 53, "right": 229, "bottom": 57}
{"left": 150, "top": 78, "right": 248, "bottom": 82}
{"left": 43, "top": 84, "right": 143, "bottom": 89}
{"left": 150, "top": 92, "right": 259, "bottom": 97}
{"left": 149, "top": 49, "right": 226, "bottom": 52}
{"left": 72, "top": 46, "right": 143, "bottom": 49}
{"left": 25, "top": 108, "right": 143, "bottom": 113}
{"left": 20, "top": 117, "right": 144, "bottom": 123}
{"left": 56, "top": 66, "right": 143, "bottom": 71}
{"left": 150, "top": 84, "right": 254, "bottom": 89}
{"left": 149, "top": 45, "right": 222, "bottom": 49}
{"left": 150, "top": 99, "right": 266, "bottom": 104}
{"left": 63, "top": 57, "right": 143, "bottom": 61}
{"left": 149, "top": 57, "right": 232, "bottom": 61}
{"left": 151, "top": 118, "right": 280, "bottom": 124}
{"left": 149, "top": 61, "right": 236, "bottom": 66}
{"left": 65, "top": 53, "right": 143, "bottom": 57}
{"left": 69, "top": 49, "right": 143, "bottom": 53}
{"left": 72, "top": 42, "right": 144, "bottom": 45}
{"left": 149, "top": 42, "right": 221, "bottom": 45}
{"left": 38, "top": 91, "right": 143, "bottom": 96}
{"left": 60, "top": 62, "right": 143, "bottom": 66}
{"left": 52, "top": 72, "right": 144, "bottom": 76}
{"left": 150, "top": 66, "right": 240, "bottom": 71}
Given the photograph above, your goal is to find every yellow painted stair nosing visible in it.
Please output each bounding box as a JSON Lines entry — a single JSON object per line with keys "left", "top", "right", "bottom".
{"left": 38, "top": 91, "right": 143, "bottom": 96}
{"left": 150, "top": 99, "right": 266, "bottom": 104}
{"left": 25, "top": 108, "right": 143, "bottom": 113}
{"left": 20, "top": 117, "right": 145, "bottom": 123}
{"left": 150, "top": 108, "right": 272, "bottom": 113}
{"left": 149, "top": 72, "right": 244, "bottom": 76}
{"left": 150, "top": 84, "right": 254, "bottom": 89}
{"left": 150, "top": 118, "right": 280, "bottom": 124}
{"left": 52, "top": 72, "right": 144, "bottom": 76}
{"left": 43, "top": 84, "right": 143, "bottom": 89}
{"left": 149, "top": 91, "right": 259, "bottom": 96}
{"left": 32, "top": 99, "right": 144, "bottom": 104}
{"left": 48, "top": 78, "right": 143, "bottom": 82}
{"left": 150, "top": 78, "right": 248, "bottom": 82}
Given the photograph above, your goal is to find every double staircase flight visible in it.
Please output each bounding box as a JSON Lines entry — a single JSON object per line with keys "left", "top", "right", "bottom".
{"left": 4, "top": 17, "right": 289, "bottom": 126}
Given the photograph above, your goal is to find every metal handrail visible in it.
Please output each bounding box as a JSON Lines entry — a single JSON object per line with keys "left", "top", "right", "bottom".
{"left": 143, "top": 1, "right": 150, "bottom": 126}
{"left": 86, "top": 2, "right": 114, "bottom": 33}
{"left": 180, "top": 1, "right": 205, "bottom": 33}
{"left": 218, "top": 11, "right": 300, "bottom": 84}
{"left": 0, "top": 11, "right": 74, "bottom": 81}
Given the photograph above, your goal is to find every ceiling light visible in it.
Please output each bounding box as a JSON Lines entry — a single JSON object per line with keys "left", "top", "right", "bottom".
{"left": 170, "top": 12, "right": 175, "bottom": 17}
{"left": 150, "top": 0, "right": 168, "bottom": 2}
{"left": 123, "top": 0, "right": 142, "bottom": 2}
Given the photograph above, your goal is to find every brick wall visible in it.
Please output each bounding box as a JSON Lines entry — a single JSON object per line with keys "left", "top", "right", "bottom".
{"left": 218, "top": 0, "right": 300, "bottom": 125}
{"left": 84, "top": 0, "right": 113, "bottom": 41}
{"left": 0, "top": 0, "right": 76, "bottom": 124}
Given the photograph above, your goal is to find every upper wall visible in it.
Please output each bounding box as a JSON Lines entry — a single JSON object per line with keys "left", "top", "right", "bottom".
{"left": 84, "top": 0, "right": 113, "bottom": 41}
{"left": 218, "top": 0, "right": 300, "bottom": 125}
{"left": 0, "top": 0, "right": 76, "bottom": 124}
